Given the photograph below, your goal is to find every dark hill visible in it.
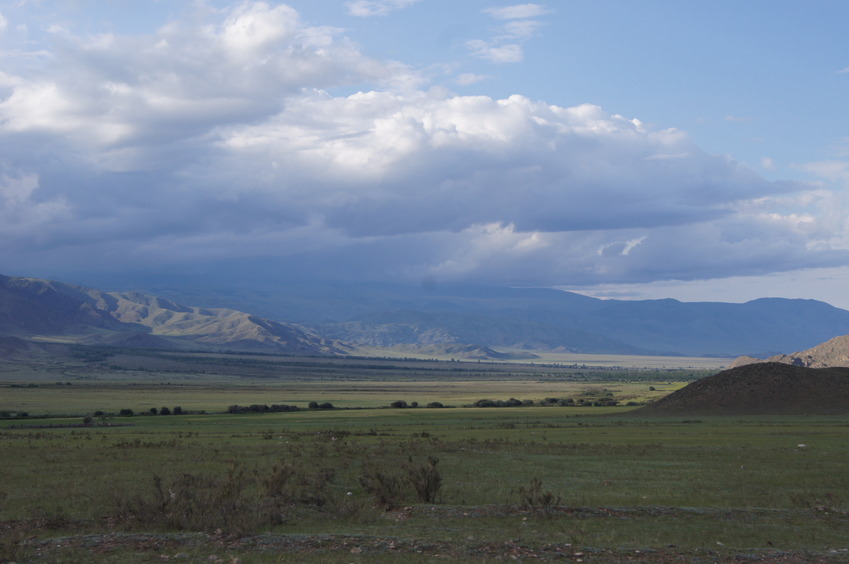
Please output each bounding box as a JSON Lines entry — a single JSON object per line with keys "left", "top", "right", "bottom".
{"left": 637, "top": 362, "right": 849, "bottom": 415}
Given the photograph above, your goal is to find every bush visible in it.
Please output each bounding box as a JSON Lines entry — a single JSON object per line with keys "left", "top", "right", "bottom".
{"left": 111, "top": 461, "right": 338, "bottom": 535}
{"left": 159, "top": 407, "right": 171, "bottom": 415}
{"left": 406, "top": 456, "right": 442, "bottom": 503}
{"left": 426, "top": 402, "right": 444, "bottom": 408}
{"left": 119, "top": 408, "right": 134, "bottom": 416}
{"left": 360, "top": 467, "right": 405, "bottom": 510}
{"left": 359, "top": 456, "right": 443, "bottom": 508}
{"left": 390, "top": 400, "right": 408, "bottom": 408}
{"left": 515, "top": 477, "right": 561, "bottom": 516}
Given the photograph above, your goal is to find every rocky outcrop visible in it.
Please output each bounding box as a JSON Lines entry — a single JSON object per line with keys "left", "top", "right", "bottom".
{"left": 731, "top": 334, "right": 849, "bottom": 369}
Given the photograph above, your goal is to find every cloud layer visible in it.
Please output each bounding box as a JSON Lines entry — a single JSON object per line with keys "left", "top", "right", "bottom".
{"left": 1, "top": 2, "right": 847, "bottom": 289}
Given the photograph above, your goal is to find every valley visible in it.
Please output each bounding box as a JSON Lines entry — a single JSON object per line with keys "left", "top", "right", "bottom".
{"left": 3, "top": 347, "right": 849, "bottom": 562}
{"left": 4, "top": 274, "right": 849, "bottom": 562}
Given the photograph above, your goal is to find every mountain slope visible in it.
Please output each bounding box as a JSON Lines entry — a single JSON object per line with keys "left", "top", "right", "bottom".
{"left": 637, "top": 362, "right": 849, "bottom": 415}
{"left": 10, "top": 273, "right": 849, "bottom": 358}
{"left": 0, "top": 274, "right": 343, "bottom": 354}
{"left": 732, "top": 334, "right": 849, "bottom": 369}
{"left": 130, "top": 279, "right": 849, "bottom": 357}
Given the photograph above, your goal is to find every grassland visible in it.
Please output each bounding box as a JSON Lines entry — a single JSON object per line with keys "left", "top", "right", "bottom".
{"left": 2, "top": 348, "right": 847, "bottom": 562}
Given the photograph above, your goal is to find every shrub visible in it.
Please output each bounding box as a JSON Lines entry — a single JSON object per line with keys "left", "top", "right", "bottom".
{"left": 474, "top": 399, "right": 496, "bottom": 407}
{"left": 159, "top": 407, "right": 171, "bottom": 415}
{"left": 406, "top": 456, "right": 442, "bottom": 503}
{"left": 390, "top": 400, "right": 408, "bottom": 408}
{"left": 359, "top": 466, "right": 406, "bottom": 510}
{"left": 119, "top": 408, "right": 134, "bottom": 416}
{"left": 426, "top": 402, "right": 444, "bottom": 408}
{"left": 111, "top": 461, "right": 337, "bottom": 535}
{"left": 515, "top": 477, "right": 561, "bottom": 516}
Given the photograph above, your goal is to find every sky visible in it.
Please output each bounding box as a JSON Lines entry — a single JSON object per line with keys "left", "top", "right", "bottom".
{"left": 1, "top": 1, "right": 849, "bottom": 307}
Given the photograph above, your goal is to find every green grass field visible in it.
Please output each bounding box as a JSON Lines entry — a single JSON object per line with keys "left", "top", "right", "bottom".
{"left": 1, "top": 350, "right": 847, "bottom": 562}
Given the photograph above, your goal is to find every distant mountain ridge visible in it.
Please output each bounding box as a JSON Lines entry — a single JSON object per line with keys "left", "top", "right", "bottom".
{"left": 130, "top": 279, "right": 849, "bottom": 357}
{"left": 0, "top": 274, "right": 345, "bottom": 354}
{"left": 6, "top": 273, "right": 849, "bottom": 358}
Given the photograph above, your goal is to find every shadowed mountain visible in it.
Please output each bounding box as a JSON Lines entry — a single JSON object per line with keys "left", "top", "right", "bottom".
{"left": 637, "top": 362, "right": 849, "bottom": 415}
{"left": 111, "top": 275, "right": 849, "bottom": 357}
{"left": 0, "top": 274, "right": 345, "bottom": 354}
{"left": 10, "top": 272, "right": 849, "bottom": 358}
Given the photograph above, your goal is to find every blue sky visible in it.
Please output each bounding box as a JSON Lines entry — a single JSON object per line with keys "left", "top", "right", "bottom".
{"left": 1, "top": 1, "right": 849, "bottom": 307}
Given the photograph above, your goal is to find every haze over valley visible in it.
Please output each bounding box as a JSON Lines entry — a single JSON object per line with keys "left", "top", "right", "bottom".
{"left": 6, "top": 273, "right": 849, "bottom": 361}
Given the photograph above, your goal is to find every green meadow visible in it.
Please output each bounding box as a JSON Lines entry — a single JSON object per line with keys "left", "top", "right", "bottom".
{"left": 1, "top": 350, "right": 848, "bottom": 562}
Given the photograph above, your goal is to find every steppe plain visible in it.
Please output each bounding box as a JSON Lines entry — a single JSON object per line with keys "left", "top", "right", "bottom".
{"left": 2, "top": 347, "right": 849, "bottom": 563}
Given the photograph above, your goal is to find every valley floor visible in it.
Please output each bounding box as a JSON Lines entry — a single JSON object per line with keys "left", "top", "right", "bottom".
{"left": 2, "top": 351, "right": 847, "bottom": 562}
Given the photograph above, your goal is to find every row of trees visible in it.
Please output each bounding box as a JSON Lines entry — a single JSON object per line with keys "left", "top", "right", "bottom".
{"left": 226, "top": 402, "right": 335, "bottom": 414}
{"left": 99, "top": 407, "right": 186, "bottom": 417}
{"left": 471, "top": 397, "right": 620, "bottom": 407}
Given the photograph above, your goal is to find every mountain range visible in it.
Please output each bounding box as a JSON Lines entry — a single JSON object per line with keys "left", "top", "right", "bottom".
{"left": 0, "top": 274, "right": 345, "bottom": 355}
{"left": 4, "top": 273, "right": 849, "bottom": 358}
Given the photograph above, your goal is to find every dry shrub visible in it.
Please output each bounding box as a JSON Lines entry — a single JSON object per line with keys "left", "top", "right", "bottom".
{"left": 515, "top": 477, "right": 561, "bottom": 516}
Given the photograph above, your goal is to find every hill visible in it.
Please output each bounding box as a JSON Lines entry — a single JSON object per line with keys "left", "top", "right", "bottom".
{"left": 756, "top": 334, "right": 849, "bottom": 368}
{"left": 0, "top": 274, "right": 344, "bottom": 355}
{"left": 637, "top": 362, "right": 849, "bottom": 415}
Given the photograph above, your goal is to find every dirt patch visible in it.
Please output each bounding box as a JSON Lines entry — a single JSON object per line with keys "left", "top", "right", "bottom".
{"left": 7, "top": 506, "right": 849, "bottom": 563}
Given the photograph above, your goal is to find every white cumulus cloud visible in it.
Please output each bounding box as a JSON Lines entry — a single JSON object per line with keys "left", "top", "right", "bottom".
{"left": 0, "top": 1, "right": 846, "bottom": 291}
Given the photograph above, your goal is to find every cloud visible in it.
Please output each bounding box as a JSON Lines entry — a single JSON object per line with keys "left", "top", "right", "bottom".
{"left": 0, "top": 2, "right": 419, "bottom": 172}
{"left": 456, "top": 73, "right": 488, "bottom": 86}
{"left": 0, "top": 2, "right": 846, "bottom": 292}
{"left": 346, "top": 0, "right": 422, "bottom": 17}
{"left": 467, "top": 2, "right": 551, "bottom": 64}
{"left": 465, "top": 40, "right": 524, "bottom": 64}
{"left": 484, "top": 4, "right": 552, "bottom": 20}
{"left": 797, "top": 160, "right": 849, "bottom": 186}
